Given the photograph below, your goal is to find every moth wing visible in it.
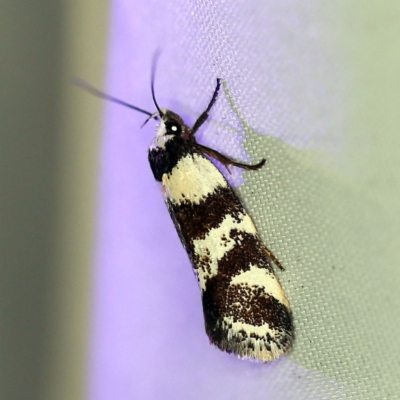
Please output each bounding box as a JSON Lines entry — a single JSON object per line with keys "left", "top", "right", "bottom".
{"left": 162, "top": 150, "right": 293, "bottom": 361}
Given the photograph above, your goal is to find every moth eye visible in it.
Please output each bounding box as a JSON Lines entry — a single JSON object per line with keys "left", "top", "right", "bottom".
{"left": 165, "top": 121, "right": 182, "bottom": 134}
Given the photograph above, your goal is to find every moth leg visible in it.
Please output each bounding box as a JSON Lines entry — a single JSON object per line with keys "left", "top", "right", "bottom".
{"left": 191, "top": 78, "right": 222, "bottom": 136}
{"left": 264, "top": 245, "right": 285, "bottom": 271}
{"left": 194, "top": 142, "right": 266, "bottom": 173}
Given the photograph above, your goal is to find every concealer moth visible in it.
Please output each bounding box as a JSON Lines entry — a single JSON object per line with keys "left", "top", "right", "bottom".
{"left": 77, "top": 62, "right": 293, "bottom": 362}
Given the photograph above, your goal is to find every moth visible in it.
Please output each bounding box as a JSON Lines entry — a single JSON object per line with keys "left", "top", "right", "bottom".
{"left": 78, "top": 67, "right": 293, "bottom": 362}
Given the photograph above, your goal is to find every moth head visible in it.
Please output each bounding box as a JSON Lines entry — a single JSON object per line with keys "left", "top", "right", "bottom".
{"left": 158, "top": 110, "right": 190, "bottom": 139}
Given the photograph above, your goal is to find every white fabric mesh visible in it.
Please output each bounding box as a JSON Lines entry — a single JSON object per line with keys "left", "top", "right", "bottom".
{"left": 92, "top": 1, "right": 400, "bottom": 399}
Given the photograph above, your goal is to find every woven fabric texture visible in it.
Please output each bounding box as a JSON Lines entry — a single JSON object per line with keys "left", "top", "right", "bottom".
{"left": 90, "top": 1, "right": 400, "bottom": 399}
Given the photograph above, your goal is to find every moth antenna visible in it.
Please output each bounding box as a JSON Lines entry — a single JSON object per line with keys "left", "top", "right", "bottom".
{"left": 73, "top": 78, "right": 153, "bottom": 117}
{"left": 151, "top": 49, "right": 164, "bottom": 118}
